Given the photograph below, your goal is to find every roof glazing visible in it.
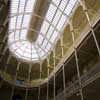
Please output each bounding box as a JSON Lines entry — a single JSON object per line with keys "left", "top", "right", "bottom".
{"left": 8, "top": 0, "right": 78, "bottom": 62}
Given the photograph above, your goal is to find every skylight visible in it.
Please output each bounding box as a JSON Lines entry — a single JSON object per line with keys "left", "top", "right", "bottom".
{"left": 8, "top": 0, "right": 78, "bottom": 63}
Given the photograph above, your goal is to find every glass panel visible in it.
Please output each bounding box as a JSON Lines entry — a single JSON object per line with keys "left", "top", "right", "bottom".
{"left": 46, "top": 43, "right": 51, "bottom": 51}
{"left": 35, "top": 45, "right": 45, "bottom": 58}
{"left": 50, "top": 31, "right": 59, "bottom": 42}
{"left": 59, "top": 0, "right": 67, "bottom": 11}
{"left": 32, "top": 53, "right": 38, "bottom": 59}
{"left": 10, "top": 43, "right": 18, "bottom": 51}
{"left": 64, "top": 0, "right": 77, "bottom": 15}
{"left": 15, "top": 30, "right": 20, "bottom": 40}
{"left": 16, "top": 15, "right": 23, "bottom": 28}
{"left": 16, "top": 49, "right": 24, "bottom": 56}
{"left": 40, "top": 21, "right": 50, "bottom": 35}
{"left": 16, "top": 41, "right": 23, "bottom": 48}
{"left": 22, "top": 15, "right": 31, "bottom": 27}
{"left": 25, "top": 0, "right": 36, "bottom": 12}
{"left": 46, "top": 4, "right": 57, "bottom": 22}
{"left": 38, "top": 50, "right": 45, "bottom": 58}
{"left": 46, "top": 26, "right": 54, "bottom": 39}
{"left": 57, "top": 15, "right": 67, "bottom": 31}
{"left": 52, "top": 0, "right": 61, "bottom": 6}
{"left": 9, "top": 32, "right": 14, "bottom": 42}
{"left": 36, "top": 34, "right": 44, "bottom": 45}
{"left": 10, "top": 1, "right": 19, "bottom": 14}
{"left": 18, "top": 0, "right": 26, "bottom": 13}
{"left": 9, "top": 17, "right": 16, "bottom": 30}
{"left": 20, "top": 29, "right": 27, "bottom": 40}
{"left": 52, "top": 9, "right": 62, "bottom": 27}
{"left": 31, "top": 45, "right": 37, "bottom": 53}
{"left": 42, "top": 39, "right": 48, "bottom": 49}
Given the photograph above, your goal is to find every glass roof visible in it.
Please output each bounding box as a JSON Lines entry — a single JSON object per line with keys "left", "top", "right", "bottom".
{"left": 8, "top": 0, "right": 78, "bottom": 62}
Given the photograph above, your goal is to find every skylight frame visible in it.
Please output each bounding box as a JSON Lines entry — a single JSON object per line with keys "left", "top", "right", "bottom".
{"left": 37, "top": 0, "right": 78, "bottom": 53}
{"left": 8, "top": 0, "right": 78, "bottom": 63}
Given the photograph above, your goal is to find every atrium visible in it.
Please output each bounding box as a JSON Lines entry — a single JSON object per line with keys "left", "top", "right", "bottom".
{"left": 0, "top": 0, "right": 100, "bottom": 100}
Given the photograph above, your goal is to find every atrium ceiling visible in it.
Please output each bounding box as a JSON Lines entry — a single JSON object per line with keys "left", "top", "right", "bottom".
{"left": 8, "top": 0, "right": 78, "bottom": 62}
{"left": 0, "top": 1, "right": 100, "bottom": 100}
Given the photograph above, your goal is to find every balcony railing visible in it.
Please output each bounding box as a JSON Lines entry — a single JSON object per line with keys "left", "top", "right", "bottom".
{"left": 56, "top": 62, "right": 100, "bottom": 100}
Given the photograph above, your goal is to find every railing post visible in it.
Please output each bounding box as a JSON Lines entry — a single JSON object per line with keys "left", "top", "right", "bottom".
{"left": 25, "top": 64, "right": 32, "bottom": 100}
{"left": 47, "top": 56, "right": 50, "bottom": 100}
{"left": 69, "top": 21, "right": 84, "bottom": 100}
{"left": 53, "top": 49, "right": 56, "bottom": 100}
{"left": 78, "top": 0, "right": 100, "bottom": 56}
{"left": 60, "top": 35, "right": 66, "bottom": 100}
{"left": 38, "top": 62, "right": 42, "bottom": 100}
{"left": 10, "top": 62, "right": 21, "bottom": 100}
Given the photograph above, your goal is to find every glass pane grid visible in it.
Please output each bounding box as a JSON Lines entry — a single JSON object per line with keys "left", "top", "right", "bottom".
{"left": 40, "top": 0, "right": 67, "bottom": 51}
{"left": 8, "top": 0, "right": 78, "bottom": 62}
{"left": 64, "top": 0, "right": 77, "bottom": 15}
{"left": 46, "top": 26, "right": 54, "bottom": 39}
{"left": 59, "top": 0, "right": 67, "bottom": 11}
{"left": 52, "top": 9, "right": 62, "bottom": 27}
{"left": 40, "top": 21, "right": 50, "bottom": 35}
{"left": 9, "top": 0, "right": 38, "bottom": 62}
{"left": 52, "top": 0, "right": 61, "bottom": 6}
{"left": 46, "top": 4, "right": 57, "bottom": 22}
{"left": 10, "top": 1, "right": 19, "bottom": 13}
